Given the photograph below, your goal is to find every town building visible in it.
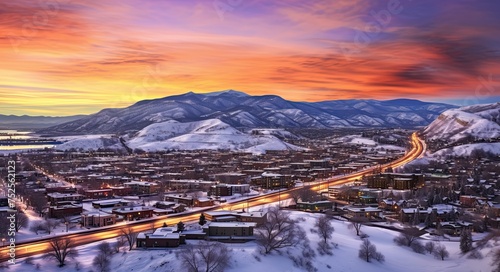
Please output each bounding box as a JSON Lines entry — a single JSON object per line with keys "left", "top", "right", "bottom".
{"left": 112, "top": 206, "right": 155, "bottom": 221}
{"left": 136, "top": 227, "right": 185, "bottom": 248}
{"left": 367, "top": 173, "right": 424, "bottom": 190}
{"left": 81, "top": 211, "right": 117, "bottom": 227}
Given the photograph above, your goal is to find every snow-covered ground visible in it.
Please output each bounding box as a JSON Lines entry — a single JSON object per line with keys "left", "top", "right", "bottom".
{"left": 8, "top": 210, "right": 496, "bottom": 272}
{"left": 339, "top": 135, "right": 406, "bottom": 152}
{"left": 423, "top": 102, "right": 500, "bottom": 144}
{"left": 429, "top": 142, "right": 500, "bottom": 158}
{"left": 53, "top": 119, "right": 306, "bottom": 154}
{"left": 55, "top": 135, "right": 123, "bottom": 151}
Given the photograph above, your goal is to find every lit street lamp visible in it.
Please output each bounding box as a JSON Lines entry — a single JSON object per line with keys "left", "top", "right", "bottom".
{"left": 1, "top": 238, "right": 5, "bottom": 246}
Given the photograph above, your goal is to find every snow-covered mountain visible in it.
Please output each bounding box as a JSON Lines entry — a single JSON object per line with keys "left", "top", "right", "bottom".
{"left": 56, "top": 119, "right": 305, "bottom": 154}
{"left": 421, "top": 102, "right": 500, "bottom": 158}
{"left": 38, "top": 91, "right": 455, "bottom": 135}
{"left": 423, "top": 102, "right": 500, "bottom": 143}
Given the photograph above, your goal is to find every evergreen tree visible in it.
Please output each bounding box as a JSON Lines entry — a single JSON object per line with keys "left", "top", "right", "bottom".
{"left": 413, "top": 209, "right": 420, "bottom": 226}
{"left": 424, "top": 213, "right": 431, "bottom": 228}
{"left": 460, "top": 229, "right": 473, "bottom": 253}
{"left": 449, "top": 208, "right": 457, "bottom": 222}
{"left": 199, "top": 213, "right": 207, "bottom": 226}
{"left": 177, "top": 221, "right": 185, "bottom": 232}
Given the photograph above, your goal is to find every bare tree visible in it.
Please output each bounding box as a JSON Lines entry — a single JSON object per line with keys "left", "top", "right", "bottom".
{"left": 492, "top": 248, "right": 500, "bottom": 272}
{"left": 29, "top": 221, "right": 45, "bottom": 235}
{"left": 348, "top": 217, "right": 367, "bottom": 236}
{"left": 358, "top": 239, "right": 382, "bottom": 263}
{"left": 15, "top": 212, "right": 29, "bottom": 232}
{"left": 121, "top": 227, "right": 138, "bottom": 251}
{"left": 114, "top": 236, "right": 126, "bottom": 253}
{"left": 46, "top": 237, "right": 78, "bottom": 267}
{"left": 97, "top": 241, "right": 114, "bottom": 258}
{"left": 93, "top": 241, "right": 113, "bottom": 272}
{"left": 288, "top": 189, "right": 302, "bottom": 205}
{"left": 0, "top": 215, "right": 10, "bottom": 237}
{"left": 424, "top": 241, "right": 436, "bottom": 254}
{"left": 298, "top": 187, "right": 317, "bottom": 202}
{"left": 255, "top": 206, "right": 307, "bottom": 254}
{"left": 460, "top": 229, "right": 473, "bottom": 253}
{"left": 93, "top": 254, "right": 110, "bottom": 272}
{"left": 198, "top": 241, "right": 231, "bottom": 272}
{"left": 42, "top": 219, "right": 60, "bottom": 234}
{"left": 394, "top": 227, "right": 421, "bottom": 247}
{"left": 433, "top": 244, "right": 449, "bottom": 260}
{"left": 30, "top": 194, "right": 47, "bottom": 217}
{"left": 315, "top": 215, "right": 334, "bottom": 244}
{"left": 179, "top": 244, "right": 201, "bottom": 272}
{"left": 178, "top": 241, "right": 231, "bottom": 272}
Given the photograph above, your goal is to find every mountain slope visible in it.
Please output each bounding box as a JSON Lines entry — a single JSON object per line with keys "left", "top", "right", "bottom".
{"left": 39, "top": 90, "right": 456, "bottom": 135}
{"left": 423, "top": 102, "right": 500, "bottom": 143}
{"left": 127, "top": 119, "right": 305, "bottom": 153}
{"left": 421, "top": 102, "right": 500, "bottom": 158}
{"left": 56, "top": 119, "right": 304, "bottom": 153}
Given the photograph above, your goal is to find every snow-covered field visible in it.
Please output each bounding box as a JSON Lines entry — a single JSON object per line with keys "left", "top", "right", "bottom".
{"left": 8, "top": 210, "right": 496, "bottom": 272}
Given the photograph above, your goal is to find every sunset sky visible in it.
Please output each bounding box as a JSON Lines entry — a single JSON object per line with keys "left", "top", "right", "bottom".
{"left": 1, "top": 0, "right": 499, "bottom": 116}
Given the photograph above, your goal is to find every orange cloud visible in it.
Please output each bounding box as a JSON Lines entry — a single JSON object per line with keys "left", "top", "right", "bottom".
{"left": 1, "top": 0, "right": 499, "bottom": 115}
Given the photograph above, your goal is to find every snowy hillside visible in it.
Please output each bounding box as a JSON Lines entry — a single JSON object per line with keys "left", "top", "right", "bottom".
{"left": 55, "top": 135, "right": 124, "bottom": 151}
{"left": 38, "top": 91, "right": 455, "bottom": 135}
{"left": 127, "top": 119, "right": 304, "bottom": 153}
{"left": 54, "top": 119, "right": 304, "bottom": 154}
{"left": 421, "top": 102, "right": 500, "bottom": 158}
{"left": 423, "top": 102, "right": 500, "bottom": 143}
{"left": 430, "top": 143, "right": 500, "bottom": 158}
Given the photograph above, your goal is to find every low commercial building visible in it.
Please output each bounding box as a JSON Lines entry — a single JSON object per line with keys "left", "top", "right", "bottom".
{"left": 251, "top": 173, "right": 294, "bottom": 189}
{"left": 84, "top": 189, "right": 113, "bottom": 199}
{"left": 46, "top": 193, "right": 84, "bottom": 206}
{"left": 203, "top": 222, "right": 257, "bottom": 240}
{"left": 208, "top": 184, "right": 251, "bottom": 197}
{"left": 81, "top": 211, "right": 117, "bottom": 227}
{"left": 164, "top": 195, "right": 194, "bottom": 206}
{"left": 92, "top": 199, "right": 131, "bottom": 209}
{"left": 123, "top": 181, "right": 159, "bottom": 195}
{"left": 367, "top": 173, "right": 424, "bottom": 190}
{"left": 136, "top": 227, "right": 185, "bottom": 248}
{"left": 48, "top": 204, "right": 83, "bottom": 218}
{"left": 344, "top": 206, "right": 381, "bottom": 220}
{"left": 296, "top": 200, "right": 333, "bottom": 212}
{"left": 112, "top": 206, "right": 155, "bottom": 221}
{"left": 203, "top": 211, "right": 267, "bottom": 225}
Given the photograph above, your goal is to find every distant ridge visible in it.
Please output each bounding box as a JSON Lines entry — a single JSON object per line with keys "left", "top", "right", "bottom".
{"left": 37, "top": 90, "right": 456, "bottom": 135}
{"left": 0, "top": 114, "right": 86, "bottom": 130}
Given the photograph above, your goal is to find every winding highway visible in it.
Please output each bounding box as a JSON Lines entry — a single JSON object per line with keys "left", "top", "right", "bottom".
{"left": 0, "top": 132, "right": 425, "bottom": 263}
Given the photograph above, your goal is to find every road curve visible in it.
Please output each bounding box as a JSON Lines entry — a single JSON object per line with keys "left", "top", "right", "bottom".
{"left": 0, "top": 132, "right": 425, "bottom": 263}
